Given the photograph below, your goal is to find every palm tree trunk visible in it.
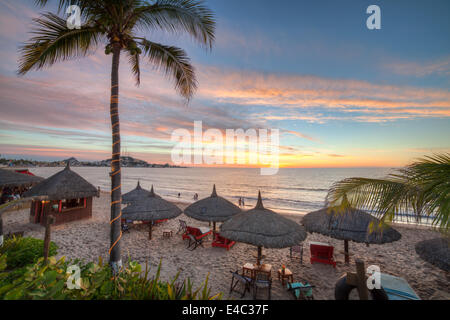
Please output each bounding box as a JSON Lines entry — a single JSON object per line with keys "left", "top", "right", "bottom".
{"left": 109, "top": 43, "right": 122, "bottom": 270}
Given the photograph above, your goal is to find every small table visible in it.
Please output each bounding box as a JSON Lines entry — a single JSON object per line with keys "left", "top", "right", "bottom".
{"left": 277, "top": 268, "right": 293, "bottom": 285}
{"left": 162, "top": 230, "right": 173, "bottom": 238}
{"left": 242, "top": 263, "right": 272, "bottom": 280}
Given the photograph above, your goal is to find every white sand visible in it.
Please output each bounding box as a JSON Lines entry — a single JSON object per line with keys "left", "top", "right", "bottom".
{"left": 2, "top": 192, "right": 449, "bottom": 300}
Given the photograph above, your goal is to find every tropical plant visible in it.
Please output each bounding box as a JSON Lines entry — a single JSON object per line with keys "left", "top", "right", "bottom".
{"left": 18, "top": 0, "right": 215, "bottom": 268}
{"left": 0, "top": 254, "right": 221, "bottom": 300}
{"left": 0, "top": 236, "right": 58, "bottom": 269}
{"left": 326, "top": 153, "right": 450, "bottom": 233}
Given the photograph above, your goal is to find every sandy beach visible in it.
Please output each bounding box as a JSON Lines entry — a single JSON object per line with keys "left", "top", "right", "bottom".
{"left": 2, "top": 192, "right": 449, "bottom": 300}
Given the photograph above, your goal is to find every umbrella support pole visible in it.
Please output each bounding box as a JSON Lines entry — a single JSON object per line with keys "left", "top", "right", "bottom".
{"left": 257, "top": 246, "right": 262, "bottom": 266}
{"left": 149, "top": 222, "right": 152, "bottom": 240}
{"left": 344, "top": 240, "right": 350, "bottom": 264}
{"left": 213, "top": 222, "right": 216, "bottom": 233}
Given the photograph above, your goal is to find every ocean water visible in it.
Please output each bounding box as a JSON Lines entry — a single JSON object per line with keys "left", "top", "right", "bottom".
{"left": 28, "top": 167, "right": 394, "bottom": 216}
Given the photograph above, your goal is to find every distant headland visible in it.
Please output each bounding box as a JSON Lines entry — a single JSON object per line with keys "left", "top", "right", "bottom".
{"left": 0, "top": 156, "right": 185, "bottom": 168}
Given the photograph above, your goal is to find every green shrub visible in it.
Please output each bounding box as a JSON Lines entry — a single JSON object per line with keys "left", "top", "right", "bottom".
{"left": 0, "top": 255, "right": 222, "bottom": 300}
{"left": 0, "top": 236, "right": 58, "bottom": 269}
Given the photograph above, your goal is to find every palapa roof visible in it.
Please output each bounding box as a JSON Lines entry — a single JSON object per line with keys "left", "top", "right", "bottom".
{"left": 301, "top": 204, "right": 402, "bottom": 244}
{"left": 122, "top": 181, "right": 157, "bottom": 204}
{"left": 415, "top": 237, "right": 449, "bottom": 272}
{"left": 122, "top": 186, "right": 181, "bottom": 221}
{"left": 220, "top": 191, "right": 307, "bottom": 248}
{"left": 23, "top": 163, "right": 98, "bottom": 200}
{"left": 184, "top": 185, "right": 241, "bottom": 222}
{"left": 0, "top": 168, "right": 43, "bottom": 188}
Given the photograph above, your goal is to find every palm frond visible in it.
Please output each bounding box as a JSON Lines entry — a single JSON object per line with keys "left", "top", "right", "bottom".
{"left": 326, "top": 153, "right": 450, "bottom": 232}
{"left": 126, "top": 48, "right": 141, "bottom": 86}
{"left": 138, "top": 38, "right": 197, "bottom": 100}
{"left": 18, "top": 12, "right": 102, "bottom": 75}
{"left": 130, "top": 0, "right": 215, "bottom": 49}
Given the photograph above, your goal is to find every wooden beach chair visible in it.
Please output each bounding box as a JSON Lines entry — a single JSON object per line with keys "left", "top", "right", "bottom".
{"left": 252, "top": 271, "right": 272, "bottom": 300}
{"left": 212, "top": 232, "right": 236, "bottom": 250}
{"left": 310, "top": 242, "right": 336, "bottom": 267}
{"left": 229, "top": 270, "right": 252, "bottom": 298}
{"left": 289, "top": 244, "right": 304, "bottom": 264}
{"left": 287, "top": 282, "right": 315, "bottom": 300}
{"left": 182, "top": 226, "right": 212, "bottom": 241}
{"left": 177, "top": 219, "right": 187, "bottom": 234}
{"left": 186, "top": 233, "right": 204, "bottom": 251}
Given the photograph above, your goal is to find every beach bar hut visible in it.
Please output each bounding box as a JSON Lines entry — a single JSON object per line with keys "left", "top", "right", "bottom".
{"left": 220, "top": 191, "right": 306, "bottom": 265}
{"left": 415, "top": 237, "right": 449, "bottom": 272}
{"left": 184, "top": 185, "right": 241, "bottom": 232}
{"left": 122, "top": 186, "right": 181, "bottom": 239}
{"left": 302, "top": 199, "right": 401, "bottom": 263}
{"left": 24, "top": 164, "right": 98, "bottom": 226}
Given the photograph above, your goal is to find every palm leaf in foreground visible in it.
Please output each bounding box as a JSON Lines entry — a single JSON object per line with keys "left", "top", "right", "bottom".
{"left": 326, "top": 153, "right": 450, "bottom": 232}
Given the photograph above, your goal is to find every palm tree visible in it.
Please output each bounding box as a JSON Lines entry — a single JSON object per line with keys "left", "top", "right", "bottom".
{"left": 18, "top": 0, "right": 215, "bottom": 270}
{"left": 326, "top": 153, "right": 449, "bottom": 233}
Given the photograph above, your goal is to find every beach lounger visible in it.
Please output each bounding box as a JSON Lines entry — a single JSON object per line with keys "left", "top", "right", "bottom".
{"left": 310, "top": 242, "right": 336, "bottom": 267}
{"left": 289, "top": 244, "right": 304, "bottom": 264}
{"left": 287, "top": 282, "right": 315, "bottom": 300}
{"left": 186, "top": 233, "right": 204, "bottom": 251}
{"left": 229, "top": 270, "right": 252, "bottom": 298}
{"left": 253, "top": 271, "right": 272, "bottom": 300}
{"left": 182, "top": 226, "right": 212, "bottom": 241}
{"left": 380, "top": 273, "right": 420, "bottom": 300}
{"left": 212, "top": 233, "right": 236, "bottom": 250}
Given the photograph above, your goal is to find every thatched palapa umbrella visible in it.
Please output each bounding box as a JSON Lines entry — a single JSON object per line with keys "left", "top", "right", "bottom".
{"left": 0, "top": 168, "right": 43, "bottom": 189}
{"left": 1, "top": 169, "right": 43, "bottom": 245}
{"left": 184, "top": 185, "right": 241, "bottom": 232}
{"left": 415, "top": 237, "right": 449, "bottom": 272}
{"left": 220, "top": 191, "right": 307, "bottom": 265}
{"left": 302, "top": 197, "right": 401, "bottom": 263}
{"left": 122, "top": 181, "right": 157, "bottom": 205}
{"left": 122, "top": 186, "right": 181, "bottom": 240}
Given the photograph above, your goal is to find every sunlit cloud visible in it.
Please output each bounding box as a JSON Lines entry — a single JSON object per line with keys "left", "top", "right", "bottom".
{"left": 384, "top": 56, "right": 450, "bottom": 77}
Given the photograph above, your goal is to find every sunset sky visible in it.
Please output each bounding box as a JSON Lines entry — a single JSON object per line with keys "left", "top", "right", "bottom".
{"left": 0, "top": 0, "right": 449, "bottom": 168}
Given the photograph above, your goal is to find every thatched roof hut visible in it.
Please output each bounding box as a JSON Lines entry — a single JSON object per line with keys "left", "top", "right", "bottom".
{"left": 220, "top": 191, "right": 307, "bottom": 265}
{"left": 24, "top": 163, "right": 98, "bottom": 200}
{"left": 415, "top": 237, "right": 449, "bottom": 272}
{"left": 0, "top": 168, "right": 43, "bottom": 188}
{"left": 122, "top": 181, "right": 156, "bottom": 204}
{"left": 23, "top": 164, "right": 98, "bottom": 225}
{"left": 184, "top": 185, "right": 241, "bottom": 231}
{"left": 302, "top": 202, "right": 401, "bottom": 263}
{"left": 122, "top": 186, "right": 181, "bottom": 239}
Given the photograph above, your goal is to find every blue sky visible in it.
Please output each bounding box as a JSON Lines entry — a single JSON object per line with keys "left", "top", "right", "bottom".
{"left": 0, "top": 0, "right": 449, "bottom": 167}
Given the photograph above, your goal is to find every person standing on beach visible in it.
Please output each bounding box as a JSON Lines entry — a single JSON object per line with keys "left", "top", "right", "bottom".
{"left": 242, "top": 198, "right": 245, "bottom": 207}
{"left": 238, "top": 197, "right": 242, "bottom": 206}
{"left": 178, "top": 193, "right": 181, "bottom": 198}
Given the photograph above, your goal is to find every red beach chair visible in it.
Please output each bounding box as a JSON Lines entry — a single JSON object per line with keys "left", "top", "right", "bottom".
{"left": 310, "top": 242, "right": 336, "bottom": 267}
{"left": 182, "top": 226, "right": 212, "bottom": 241}
{"left": 212, "top": 233, "right": 236, "bottom": 250}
